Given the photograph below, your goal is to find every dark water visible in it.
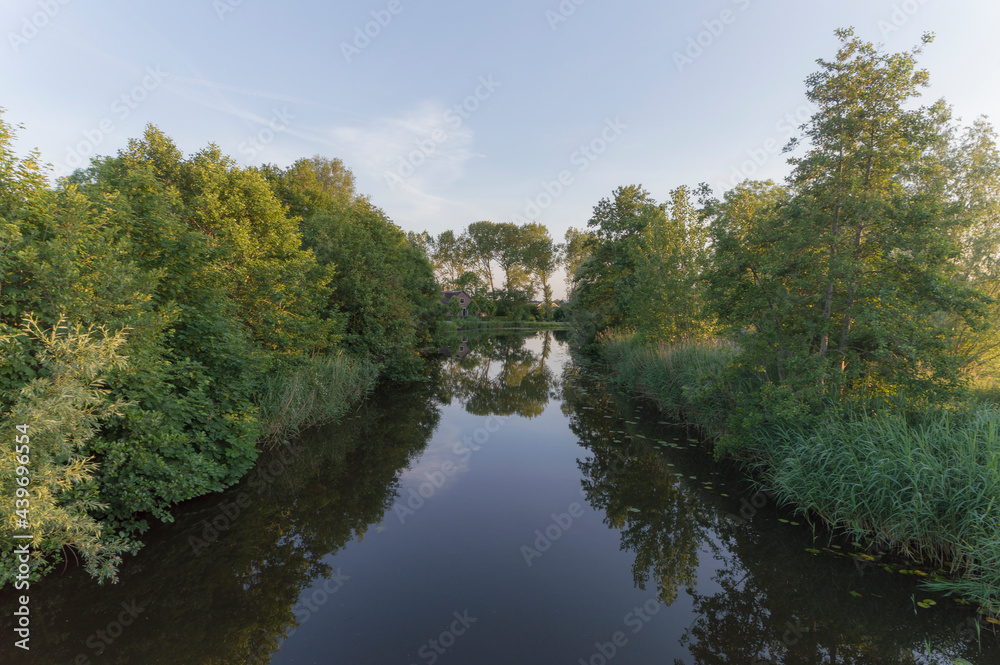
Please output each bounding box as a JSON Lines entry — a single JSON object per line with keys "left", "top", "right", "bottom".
{"left": 2, "top": 331, "right": 997, "bottom": 664}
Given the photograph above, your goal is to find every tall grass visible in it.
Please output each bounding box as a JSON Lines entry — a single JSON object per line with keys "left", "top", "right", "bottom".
{"left": 600, "top": 330, "right": 741, "bottom": 433}
{"left": 600, "top": 329, "right": 1000, "bottom": 615}
{"left": 256, "top": 353, "right": 379, "bottom": 448}
{"left": 762, "top": 407, "right": 1000, "bottom": 612}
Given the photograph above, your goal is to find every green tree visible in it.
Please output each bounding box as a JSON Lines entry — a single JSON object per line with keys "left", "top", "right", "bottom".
{"left": 706, "top": 30, "right": 988, "bottom": 401}
{"left": 521, "top": 223, "right": 559, "bottom": 319}
{"left": 562, "top": 226, "right": 594, "bottom": 291}
{"left": 494, "top": 221, "right": 531, "bottom": 294}
{"left": 430, "top": 229, "right": 470, "bottom": 288}
{"left": 1, "top": 320, "right": 135, "bottom": 585}
{"left": 630, "top": 185, "right": 711, "bottom": 342}
{"left": 572, "top": 185, "right": 663, "bottom": 339}
{"left": 464, "top": 221, "right": 503, "bottom": 298}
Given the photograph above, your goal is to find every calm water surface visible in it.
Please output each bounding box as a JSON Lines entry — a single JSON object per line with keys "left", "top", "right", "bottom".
{"left": 2, "top": 332, "right": 997, "bottom": 664}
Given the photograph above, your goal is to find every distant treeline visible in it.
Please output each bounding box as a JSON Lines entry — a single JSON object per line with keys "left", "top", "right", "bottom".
{"left": 411, "top": 221, "right": 562, "bottom": 319}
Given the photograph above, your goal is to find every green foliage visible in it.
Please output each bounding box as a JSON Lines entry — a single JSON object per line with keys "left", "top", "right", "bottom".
{"left": 571, "top": 185, "right": 710, "bottom": 344}
{"left": 705, "top": 30, "right": 987, "bottom": 401}
{"left": 447, "top": 294, "right": 464, "bottom": 318}
{"left": 255, "top": 352, "right": 379, "bottom": 447}
{"left": 576, "top": 32, "right": 1000, "bottom": 614}
{"left": 762, "top": 405, "right": 1000, "bottom": 614}
{"left": 0, "top": 319, "right": 137, "bottom": 585}
{"left": 562, "top": 226, "right": 594, "bottom": 290}
{"left": 0, "top": 113, "right": 437, "bottom": 586}
{"left": 295, "top": 195, "right": 438, "bottom": 379}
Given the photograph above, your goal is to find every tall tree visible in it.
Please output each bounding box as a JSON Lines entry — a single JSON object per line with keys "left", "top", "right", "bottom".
{"left": 707, "top": 30, "right": 987, "bottom": 398}
{"left": 573, "top": 185, "right": 662, "bottom": 338}
{"left": 941, "top": 117, "right": 1000, "bottom": 376}
{"left": 631, "top": 185, "right": 711, "bottom": 342}
{"left": 464, "top": 221, "right": 502, "bottom": 298}
{"left": 521, "top": 223, "right": 559, "bottom": 319}
{"left": 562, "top": 226, "right": 594, "bottom": 290}
{"left": 494, "top": 222, "right": 531, "bottom": 294}
{"left": 431, "top": 229, "right": 470, "bottom": 288}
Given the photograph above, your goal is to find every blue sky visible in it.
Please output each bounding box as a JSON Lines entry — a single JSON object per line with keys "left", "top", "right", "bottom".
{"left": 2, "top": 1, "right": 998, "bottom": 296}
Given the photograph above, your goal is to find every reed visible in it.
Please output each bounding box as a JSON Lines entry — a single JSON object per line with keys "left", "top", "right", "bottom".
{"left": 762, "top": 406, "right": 1000, "bottom": 612}
{"left": 600, "top": 330, "right": 741, "bottom": 432}
{"left": 601, "top": 329, "right": 1000, "bottom": 614}
{"left": 256, "top": 353, "right": 379, "bottom": 448}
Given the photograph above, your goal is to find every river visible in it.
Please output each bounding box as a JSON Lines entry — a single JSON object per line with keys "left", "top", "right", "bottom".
{"left": 1, "top": 331, "right": 996, "bottom": 664}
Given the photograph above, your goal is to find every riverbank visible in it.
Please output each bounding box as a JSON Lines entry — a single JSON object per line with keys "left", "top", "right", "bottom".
{"left": 601, "top": 331, "right": 1000, "bottom": 619}
{"left": 255, "top": 352, "right": 380, "bottom": 448}
{"left": 437, "top": 318, "right": 569, "bottom": 333}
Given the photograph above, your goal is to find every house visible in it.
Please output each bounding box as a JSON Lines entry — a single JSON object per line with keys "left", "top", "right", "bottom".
{"left": 440, "top": 338, "right": 472, "bottom": 359}
{"left": 441, "top": 290, "right": 473, "bottom": 317}
{"left": 528, "top": 300, "right": 559, "bottom": 308}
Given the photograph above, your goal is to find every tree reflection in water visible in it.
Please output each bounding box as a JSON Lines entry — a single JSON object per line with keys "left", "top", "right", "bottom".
{"left": 0, "top": 383, "right": 440, "bottom": 665}
{"left": 560, "top": 355, "right": 998, "bottom": 665}
{"left": 1, "top": 334, "right": 996, "bottom": 665}
{"left": 435, "top": 332, "right": 557, "bottom": 419}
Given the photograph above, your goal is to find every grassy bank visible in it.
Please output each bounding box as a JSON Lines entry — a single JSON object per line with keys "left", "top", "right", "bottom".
{"left": 438, "top": 318, "right": 569, "bottom": 333}
{"left": 601, "top": 331, "right": 1000, "bottom": 616}
{"left": 255, "top": 353, "right": 380, "bottom": 448}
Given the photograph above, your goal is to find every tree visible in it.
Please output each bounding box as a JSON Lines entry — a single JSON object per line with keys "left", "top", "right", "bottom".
{"left": 572, "top": 185, "right": 664, "bottom": 338}
{"left": 521, "top": 223, "right": 559, "bottom": 319}
{"left": 706, "top": 30, "right": 988, "bottom": 399}
{"left": 430, "top": 229, "right": 469, "bottom": 288}
{"left": 494, "top": 222, "right": 531, "bottom": 294}
{"left": 464, "top": 221, "right": 503, "bottom": 298}
{"left": 562, "top": 226, "right": 594, "bottom": 291}
{"left": 630, "top": 185, "right": 711, "bottom": 342}
{"left": 260, "top": 155, "right": 355, "bottom": 220}
{"left": 940, "top": 117, "right": 1000, "bottom": 377}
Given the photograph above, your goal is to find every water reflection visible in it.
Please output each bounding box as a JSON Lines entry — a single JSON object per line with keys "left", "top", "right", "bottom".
{"left": 0, "top": 383, "right": 440, "bottom": 665}
{"left": 560, "top": 357, "right": 999, "bottom": 665}
{"left": 2, "top": 333, "right": 997, "bottom": 665}
{"left": 435, "top": 332, "right": 558, "bottom": 418}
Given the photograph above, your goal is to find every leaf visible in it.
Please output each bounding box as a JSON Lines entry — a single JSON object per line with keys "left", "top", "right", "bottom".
{"left": 849, "top": 591, "right": 863, "bottom": 598}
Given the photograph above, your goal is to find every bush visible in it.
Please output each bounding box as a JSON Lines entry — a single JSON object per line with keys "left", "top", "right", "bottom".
{"left": 0, "top": 320, "right": 137, "bottom": 585}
